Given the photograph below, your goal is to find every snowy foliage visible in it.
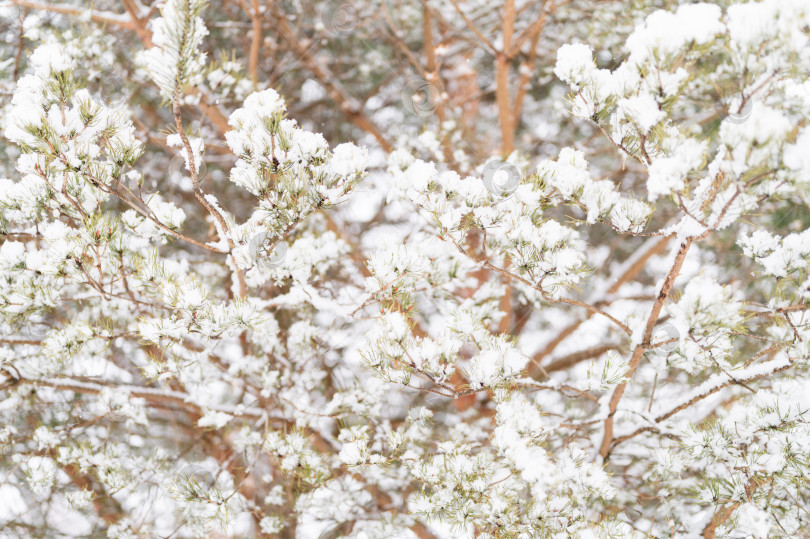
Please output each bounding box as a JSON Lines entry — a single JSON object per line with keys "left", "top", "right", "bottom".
{"left": 1, "top": 0, "right": 810, "bottom": 538}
